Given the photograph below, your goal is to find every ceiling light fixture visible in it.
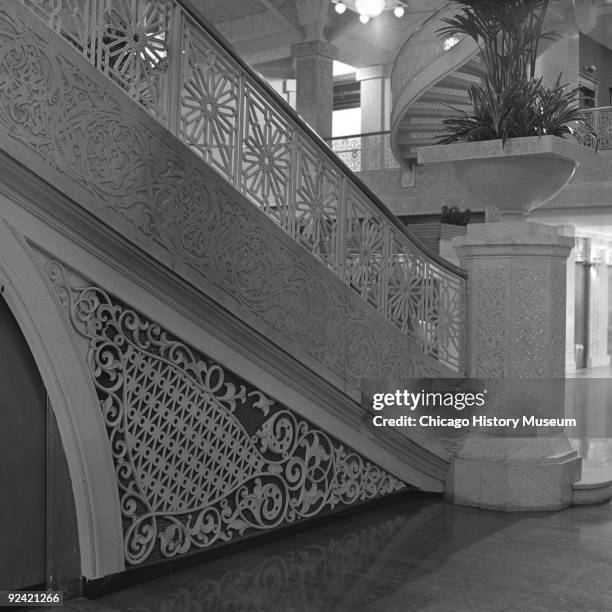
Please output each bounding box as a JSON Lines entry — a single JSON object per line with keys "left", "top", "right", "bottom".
{"left": 332, "top": 0, "right": 408, "bottom": 23}
{"left": 355, "top": 0, "right": 386, "bottom": 18}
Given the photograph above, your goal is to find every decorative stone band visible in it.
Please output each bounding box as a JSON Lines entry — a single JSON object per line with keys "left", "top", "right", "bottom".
{"left": 44, "top": 259, "right": 406, "bottom": 566}
{"left": 417, "top": 136, "right": 595, "bottom": 165}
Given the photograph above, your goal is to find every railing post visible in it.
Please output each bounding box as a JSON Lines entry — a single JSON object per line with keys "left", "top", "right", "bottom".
{"left": 165, "top": 2, "right": 183, "bottom": 137}
{"left": 336, "top": 178, "right": 349, "bottom": 282}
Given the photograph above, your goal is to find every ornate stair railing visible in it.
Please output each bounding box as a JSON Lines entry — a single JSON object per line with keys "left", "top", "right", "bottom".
{"left": 19, "top": 0, "right": 466, "bottom": 372}
{"left": 576, "top": 106, "right": 612, "bottom": 150}
{"left": 327, "top": 131, "right": 400, "bottom": 173}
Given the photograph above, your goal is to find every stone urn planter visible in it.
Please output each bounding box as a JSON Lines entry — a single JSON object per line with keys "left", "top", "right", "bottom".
{"left": 417, "top": 135, "right": 596, "bottom": 511}
{"left": 417, "top": 135, "right": 593, "bottom": 219}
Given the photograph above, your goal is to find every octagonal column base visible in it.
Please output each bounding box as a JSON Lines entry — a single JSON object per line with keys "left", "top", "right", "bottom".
{"left": 445, "top": 436, "right": 582, "bottom": 511}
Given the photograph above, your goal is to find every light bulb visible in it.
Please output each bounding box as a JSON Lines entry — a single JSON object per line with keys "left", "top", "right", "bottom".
{"left": 359, "top": 14, "right": 370, "bottom": 23}
{"left": 394, "top": 6, "right": 405, "bottom": 17}
{"left": 334, "top": 2, "right": 347, "bottom": 14}
{"left": 355, "top": 0, "right": 386, "bottom": 18}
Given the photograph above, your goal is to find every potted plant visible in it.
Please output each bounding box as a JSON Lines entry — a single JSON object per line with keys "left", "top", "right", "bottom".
{"left": 417, "top": 0, "right": 595, "bottom": 218}
{"left": 408, "top": 207, "right": 471, "bottom": 264}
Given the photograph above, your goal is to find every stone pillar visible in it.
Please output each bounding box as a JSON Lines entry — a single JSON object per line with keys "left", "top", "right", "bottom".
{"left": 535, "top": 24, "right": 580, "bottom": 90}
{"left": 291, "top": 41, "right": 338, "bottom": 139}
{"left": 284, "top": 79, "right": 297, "bottom": 110}
{"left": 356, "top": 64, "right": 391, "bottom": 133}
{"left": 355, "top": 64, "right": 391, "bottom": 171}
{"left": 587, "top": 241, "right": 611, "bottom": 368}
{"left": 560, "top": 226, "right": 577, "bottom": 374}
{"left": 446, "top": 221, "right": 582, "bottom": 511}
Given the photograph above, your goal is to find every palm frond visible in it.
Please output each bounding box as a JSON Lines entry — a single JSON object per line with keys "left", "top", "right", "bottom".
{"left": 435, "top": 0, "right": 596, "bottom": 146}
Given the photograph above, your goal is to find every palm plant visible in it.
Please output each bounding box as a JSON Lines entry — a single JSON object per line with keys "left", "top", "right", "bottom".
{"left": 436, "top": 0, "right": 594, "bottom": 144}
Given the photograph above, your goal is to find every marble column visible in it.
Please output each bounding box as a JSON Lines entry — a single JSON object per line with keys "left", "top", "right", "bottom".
{"left": 560, "top": 226, "right": 577, "bottom": 374}
{"left": 356, "top": 64, "right": 391, "bottom": 133}
{"left": 446, "top": 221, "right": 582, "bottom": 511}
{"left": 356, "top": 64, "right": 391, "bottom": 171}
{"left": 587, "top": 241, "right": 611, "bottom": 368}
{"left": 291, "top": 41, "right": 338, "bottom": 140}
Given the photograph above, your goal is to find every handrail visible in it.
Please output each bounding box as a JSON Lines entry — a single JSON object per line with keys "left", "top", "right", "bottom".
{"left": 327, "top": 130, "right": 391, "bottom": 140}
{"left": 390, "top": 2, "right": 453, "bottom": 84}
{"left": 19, "top": 0, "right": 466, "bottom": 372}
{"left": 176, "top": 0, "right": 466, "bottom": 279}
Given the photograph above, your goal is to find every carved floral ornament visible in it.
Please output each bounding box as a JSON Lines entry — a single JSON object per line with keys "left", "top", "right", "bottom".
{"left": 44, "top": 259, "right": 405, "bottom": 565}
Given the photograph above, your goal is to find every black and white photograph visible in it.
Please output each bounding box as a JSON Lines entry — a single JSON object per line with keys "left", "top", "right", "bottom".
{"left": 1, "top": 0, "right": 612, "bottom": 610}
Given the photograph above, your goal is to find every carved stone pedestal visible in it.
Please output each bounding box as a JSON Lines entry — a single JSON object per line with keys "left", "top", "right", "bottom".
{"left": 447, "top": 221, "right": 581, "bottom": 511}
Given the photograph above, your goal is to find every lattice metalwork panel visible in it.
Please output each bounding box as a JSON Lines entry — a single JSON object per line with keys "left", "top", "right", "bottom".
{"left": 329, "top": 132, "right": 401, "bottom": 172}
{"left": 597, "top": 108, "right": 612, "bottom": 150}
{"left": 20, "top": 0, "right": 467, "bottom": 372}
{"left": 99, "top": 0, "right": 169, "bottom": 121}
{"left": 20, "top": 0, "right": 170, "bottom": 121}
{"left": 331, "top": 136, "right": 362, "bottom": 172}
{"left": 242, "top": 83, "right": 293, "bottom": 228}
{"left": 386, "top": 230, "right": 464, "bottom": 369}
{"left": 576, "top": 107, "right": 612, "bottom": 150}
{"left": 180, "top": 17, "right": 240, "bottom": 182}
{"left": 21, "top": 0, "right": 94, "bottom": 57}
{"left": 46, "top": 261, "right": 405, "bottom": 566}
{"left": 387, "top": 244, "right": 429, "bottom": 340}
{"left": 345, "top": 186, "right": 386, "bottom": 311}
{"left": 294, "top": 138, "right": 342, "bottom": 270}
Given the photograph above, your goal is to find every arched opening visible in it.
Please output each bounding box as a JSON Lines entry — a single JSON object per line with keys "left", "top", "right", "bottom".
{"left": 0, "top": 295, "right": 80, "bottom": 594}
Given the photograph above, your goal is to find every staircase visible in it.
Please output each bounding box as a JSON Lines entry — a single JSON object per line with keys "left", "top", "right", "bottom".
{"left": 390, "top": 3, "right": 480, "bottom": 165}
{"left": 395, "top": 56, "right": 485, "bottom": 157}
{"left": 0, "top": 0, "right": 468, "bottom": 583}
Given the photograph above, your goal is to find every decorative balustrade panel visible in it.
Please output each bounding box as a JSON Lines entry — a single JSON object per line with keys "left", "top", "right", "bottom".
{"left": 17, "top": 0, "right": 466, "bottom": 371}
{"left": 329, "top": 132, "right": 400, "bottom": 173}
{"left": 44, "top": 259, "right": 406, "bottom": 566}
{"left": 576, "top": 107, "right": 612, "bottom": 150}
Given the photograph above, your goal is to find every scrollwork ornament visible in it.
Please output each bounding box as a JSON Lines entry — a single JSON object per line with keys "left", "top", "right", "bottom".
{"left": 44, "top": 260, "right": 406, "bottom": 565}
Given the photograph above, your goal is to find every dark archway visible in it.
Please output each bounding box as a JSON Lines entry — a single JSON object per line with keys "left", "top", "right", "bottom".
{"left": 0, "top": 295, "right": 80, "bottom": 594}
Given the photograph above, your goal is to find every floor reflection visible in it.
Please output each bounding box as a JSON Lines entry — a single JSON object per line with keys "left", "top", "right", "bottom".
{"left": 155, "top": 513, "right": 409, "bottom": 612}
{"left": 45, "top": 367, "right": 612, "bottom": 612}
{"left": 47, "top": 493, "right": 612, "bottom": 612}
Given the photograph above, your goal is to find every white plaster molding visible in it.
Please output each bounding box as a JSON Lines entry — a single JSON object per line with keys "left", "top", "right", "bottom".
{"left": 0, "top": 218, "right": 124, "bottom": 579}
{"left": 418, "top": 136, "right": 595, "bottom": 165}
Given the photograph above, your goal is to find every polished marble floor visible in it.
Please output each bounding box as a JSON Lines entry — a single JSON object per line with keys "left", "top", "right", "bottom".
{"left": 46, "top": 493, "right": 612, "bottom": 612}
